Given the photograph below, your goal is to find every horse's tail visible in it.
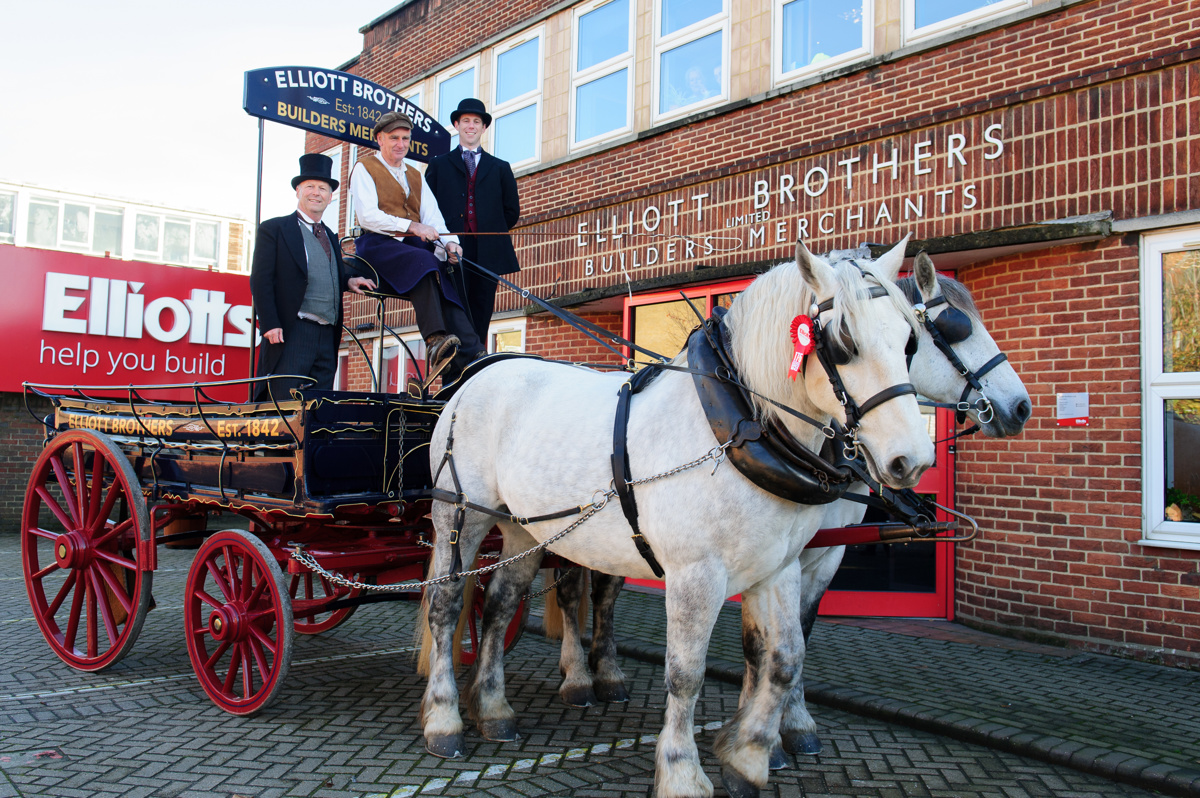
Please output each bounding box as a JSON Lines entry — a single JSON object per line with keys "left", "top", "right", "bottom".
{"left": 415, "top": 557, "right": 478, "bottom": 677}
{"left": 542, "top": 568, "right": 590, "bottom": 640}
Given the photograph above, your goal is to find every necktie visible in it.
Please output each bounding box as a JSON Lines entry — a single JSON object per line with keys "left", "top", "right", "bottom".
{"left": 311, "top": 221, "right": 332, "bottom": 259}
{"left": 464, "top": 149, "right": 477, "bottom": 177}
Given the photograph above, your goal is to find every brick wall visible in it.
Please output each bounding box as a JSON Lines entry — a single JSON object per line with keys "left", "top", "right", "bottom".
{"left": 0, "top": 394, "right": 53, "bottom": 533}
{"left": 955, "top": 239, "right": 1200, "bottom": 668}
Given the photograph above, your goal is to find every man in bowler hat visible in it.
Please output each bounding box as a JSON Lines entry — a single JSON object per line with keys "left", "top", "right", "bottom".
{"left": 250, "top": 153, "right": 376, "bottom": 399}
{"left": 349, "top": 111, "right": 485, "bottom": 383}
{"left": 425, "top": 97, "right": 521, "bottom": 345}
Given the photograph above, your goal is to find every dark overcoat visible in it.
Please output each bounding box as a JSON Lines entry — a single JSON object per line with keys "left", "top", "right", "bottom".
{"left": 424, "top": 147, "right": 521, "bottom": 275}
{"left": 249, "top": 213, "right": 358, "bottom": 377}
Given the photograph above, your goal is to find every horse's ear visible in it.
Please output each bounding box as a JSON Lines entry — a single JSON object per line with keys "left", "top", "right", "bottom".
{"left": 874, "top": 234, "right": 912, "bottom": 282}
{"left": 795, "top": 237, "right": 832, "bottom": 292}
{"left": 914, "top": 251, "right": 938, "bottom": 299}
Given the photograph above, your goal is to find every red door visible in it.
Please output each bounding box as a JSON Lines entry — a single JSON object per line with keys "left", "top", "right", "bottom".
{"left": 622, "top": 280, "right": 957, "bottom": 619}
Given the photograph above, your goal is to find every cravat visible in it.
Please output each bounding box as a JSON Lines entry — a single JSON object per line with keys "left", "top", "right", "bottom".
{"left": 463, "top": 149, "right": 477, "bottom": 177}
{"left": 311, "top": 221, "right": 332, "bottom": 259}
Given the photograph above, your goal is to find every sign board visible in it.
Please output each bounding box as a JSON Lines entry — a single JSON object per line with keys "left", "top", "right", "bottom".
{"left": 0, "top": 245, "right": 254, "bottom": 402}
{"left": 243, "top": 66, "right": 451, "bottom": 162}
{"left": 1056, "top": 392, "right": 1089, "bottom": 426}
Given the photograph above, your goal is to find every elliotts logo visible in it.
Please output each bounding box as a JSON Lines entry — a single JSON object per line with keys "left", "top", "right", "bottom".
{"left": 42, "top": 272, "right": 254, "bottom": 347}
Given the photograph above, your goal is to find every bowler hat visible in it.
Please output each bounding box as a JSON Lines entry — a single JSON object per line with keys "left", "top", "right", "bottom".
{"left": 291, "top": 153, "right": 339, "bottom": 192}
{"left": 450, "top": 97, "right": 491, "bottom": 127}
{"left": 372, "top": 111, "right": 413, "bottom": 138}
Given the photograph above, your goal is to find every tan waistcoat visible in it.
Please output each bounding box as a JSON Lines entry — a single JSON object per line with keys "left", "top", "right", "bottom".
{"left": 357, "top": 155, "right": 423, "bottom": 224}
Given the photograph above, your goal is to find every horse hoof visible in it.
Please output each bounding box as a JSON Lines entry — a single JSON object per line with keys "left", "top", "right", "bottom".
{"left": 425, "top": 733, "right": 464, "bottom": 759}
{"left": 560, "top": 685, "right": 597, "bottom": 707}
{"left": 477, "top": 718, "right": 521, "bottom": 742}
{"left": 768, "top": 743, "right": 789, "bottom": 771}
{"left": 781, "top": 730, "right": 822, "bottom": 756}
{"left": 720, "top": 767, "right": 761, "bottom": 798}
{"left": 594, "top": 681, "right": 630, "bottom": 703}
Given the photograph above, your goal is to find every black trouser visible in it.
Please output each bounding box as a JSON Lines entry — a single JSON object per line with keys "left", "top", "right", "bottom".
{"left": 257, "top": 318, "right": 337, "bottom": 401}
{"left": 458, "top": 239, "right": 500, "bottom": 346}
{"left": 405, "top": 272, "right": 484, "bottom": 381}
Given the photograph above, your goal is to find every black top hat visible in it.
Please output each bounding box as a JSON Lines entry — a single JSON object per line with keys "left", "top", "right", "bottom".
{"left": 450, "top": 97, "right": 492, "bottom": 127}
{"left": 291, "top": 153, "right": 339, "bottom": 192}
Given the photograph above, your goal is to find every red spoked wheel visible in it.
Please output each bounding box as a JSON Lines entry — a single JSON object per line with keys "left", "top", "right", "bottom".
{"left": 288, "top": 570, "right": 360, "bottom": 635}
{"left": 22, "top": 429, "right": 153, "bottom": 672}
{"left": 184, "top": 530, "right": 294, "bottom": 716}
{"left": 460, "top": 570, "right": 528, "bottom": 667}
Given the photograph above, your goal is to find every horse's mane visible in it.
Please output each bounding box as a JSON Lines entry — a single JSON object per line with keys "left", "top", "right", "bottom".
{"left": 723, "top": 256, "right": 917, "bottom": 426}
{"left": 896, "top": 274, "right": 982, "bottom": 322}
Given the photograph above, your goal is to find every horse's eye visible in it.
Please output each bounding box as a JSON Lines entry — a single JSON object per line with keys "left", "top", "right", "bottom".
{"left": 905, "top": 333, "right": 919, "bottom": 359}
{"left": 935, "top": 306, "right": 973, "bottom": 344}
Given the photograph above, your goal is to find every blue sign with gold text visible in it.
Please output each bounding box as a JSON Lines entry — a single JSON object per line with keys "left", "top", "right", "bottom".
{"left": 243, "top": 66, "right": 450, "bottom": 162}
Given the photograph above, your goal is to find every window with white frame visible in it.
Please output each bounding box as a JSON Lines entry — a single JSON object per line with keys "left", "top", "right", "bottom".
{"left": 775, "top": 0, "right": 871, "bottom": 84}
{"left": 654, "top": 0, "right": 728, "bottom": 119}
{"left": 905, "top": 0, "right": 1028, "bottom": 42}
{"left": 436, "top": 63, "right": 478, "bottom": 151}
{"left": 571, "top": 0, "right": 634, "bottom": 148}
{"left": 333, "top": 350, "right": 351, "bottom": 391}
{"left": 322, "top": 145, "right": 343, "bottom": 235}
{"left": 135, "top": 213, "right": 221, "bottom": 267}
{"left": 488, "top": 318, "right": 527, "bottom": 353}
{"left": 492, "top": 30, "right": 543, "bottom": 167}
{"left": 1141, "top": 226, "right": 1200, "bottom": 549}
{"left": 0, "top": 191, "right": 15, "bottom": 242}
{"left": 378, "top": 335, "right": 427, "bottom": 394}
{"left": 26, "top": 197, "right": 124, "bottom": 256}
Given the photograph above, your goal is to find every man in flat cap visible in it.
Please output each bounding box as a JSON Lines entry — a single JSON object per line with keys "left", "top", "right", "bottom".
{"left": 251, "top": 153, "right": 376, "bottom": 399}
{"left": 349, "top": 111, "right": 485, "bottom": 383}
{"left": 425, "top": 97, "right": 521, "bottom": 345}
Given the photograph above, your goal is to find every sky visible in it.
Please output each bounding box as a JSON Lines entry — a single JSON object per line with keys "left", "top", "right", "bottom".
{"left": 0, "top": 0, "right": 396, "bottom": 222}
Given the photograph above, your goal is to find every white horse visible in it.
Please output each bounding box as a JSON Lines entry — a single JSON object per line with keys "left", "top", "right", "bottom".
{"left": 543, "top": 251, "right": 1033, "bottom": 766}
{"left": 418, "top": 237, "right": 935, "bottom": 797}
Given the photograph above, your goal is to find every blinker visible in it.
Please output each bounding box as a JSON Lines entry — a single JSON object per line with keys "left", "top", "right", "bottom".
{"left": 934, "top": 306, "right": 972, "bottom": 344}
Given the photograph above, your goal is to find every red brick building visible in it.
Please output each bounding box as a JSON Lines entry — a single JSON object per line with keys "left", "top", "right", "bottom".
{"left": 309, "top": 0, "right": 1200, "bottom": 666}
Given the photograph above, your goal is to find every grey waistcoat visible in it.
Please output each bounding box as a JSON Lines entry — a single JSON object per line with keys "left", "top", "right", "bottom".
{"left": 298, "top": 223, "right": 340, "bottom": 325}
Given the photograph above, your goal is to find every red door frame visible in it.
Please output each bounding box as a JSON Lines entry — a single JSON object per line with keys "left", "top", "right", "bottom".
{"left": 621, "top": 278, "right": 957, "bottom": 620}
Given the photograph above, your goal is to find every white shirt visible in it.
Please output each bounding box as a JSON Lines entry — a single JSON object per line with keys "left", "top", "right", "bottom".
{"left": 349, "top": 152, "right": 459, "bottom": 261}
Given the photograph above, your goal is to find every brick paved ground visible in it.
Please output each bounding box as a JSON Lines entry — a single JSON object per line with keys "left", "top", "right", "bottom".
{"left": 0, "top": 537, "right": 1169, "bottom": 797}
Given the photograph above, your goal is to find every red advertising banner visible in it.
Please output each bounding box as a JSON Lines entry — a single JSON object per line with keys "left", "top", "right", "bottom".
{"left": 0, "top": 245, "right": 255, "bottom": 402}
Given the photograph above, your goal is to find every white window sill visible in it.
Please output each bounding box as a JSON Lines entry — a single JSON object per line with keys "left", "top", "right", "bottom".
{"left": 1138, "top": 537, "right": 1200, "bottom": 553}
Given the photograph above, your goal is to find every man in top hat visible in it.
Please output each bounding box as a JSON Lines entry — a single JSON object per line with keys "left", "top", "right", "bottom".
{"left": 250, "top": 153, "right": 376, "bottom": 399}
{"left": 424, "top": 98, "right": 521, "bottom": 345}
{"left": 349, "top": 111, "right": 485, "bottom": 384}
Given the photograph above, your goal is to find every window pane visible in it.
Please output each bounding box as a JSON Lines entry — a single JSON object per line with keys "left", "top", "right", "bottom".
{"left": 62, "top": 204, "right": 90, "bottom": 244}
{"left": 631, "top": 299, "right": 700, "bottom": 363}
{"left": 93, "top": 210, "right": 123, "bottom": 256}
{"left": 659, "top": 31, "right": 722, "bottom": 113}
{"left": 0, "top": 192, "right": 14, "bottom": 237}
{"left": 494, "top": 104, "right": 538, "bottom": 164}
{"left": 28, "top": 202, "right": 58, "bottom": 247}
{"left": 782, "top": 0, "right": 864, "bottom": 72}
{"left": 577, "top": 0, "right": 629, "bottom": 71}
{"left": 916, "top": 0, "right": 1004, "bottom": 29}
{"left": 195, "top": 221, "right": 219, "bottom": 263}
{"left": 497, "top": 38, "right": 539, "bottom": 105}
{"left": 1164, "top": 399, "right": 1200, "bottom": 524}
{"left": 575, "top": 68, "right": 628, "bottom": 142}
{"left": 1163, "top": 248, "right": 1200, "bottom": 374}
{"left": 163, "top": 220, "right": 191, "bottom": 263}
{"left": 492, "top": 329, "right": 523, "bottom": 353}
{"left": 661, "top": 0, "right": 721, "bottom": 36}
{"left": 438, "top": 68, "right": 475, "bottom": 150}
{"left": 135, "top": 214, "right": 160, "bottom": 252}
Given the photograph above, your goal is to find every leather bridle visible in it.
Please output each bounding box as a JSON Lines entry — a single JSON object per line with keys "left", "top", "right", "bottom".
{"left": 913, "top": 295, "right": 1007, "bottom": 425}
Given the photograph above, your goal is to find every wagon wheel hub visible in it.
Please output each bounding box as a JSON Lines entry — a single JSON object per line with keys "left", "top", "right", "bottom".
{"left": 53, "top": 531, "right": 92, "bottom": 570}
{"left": 208, "top": 604, "right": 248, "bottom": 642}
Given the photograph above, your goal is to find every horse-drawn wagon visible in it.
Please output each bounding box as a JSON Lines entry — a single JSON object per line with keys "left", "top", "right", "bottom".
{"left": 19, "top": 378, "right": 530, "bottom": 715}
